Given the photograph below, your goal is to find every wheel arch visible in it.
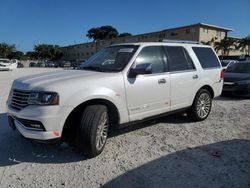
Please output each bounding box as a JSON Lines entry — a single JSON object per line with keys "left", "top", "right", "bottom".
{"left": 61, "top": 98, "right": 120, "bottom": 142}
{"left": 199, "top": 85, "right": 215, "bottom": 98}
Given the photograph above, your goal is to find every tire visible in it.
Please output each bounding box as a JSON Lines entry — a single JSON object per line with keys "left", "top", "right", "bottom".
{"left": 187, "top": 89, "right": 212, "bottom": 121}
{"left": 75, "top": 105, "right": 109, "bottom": 158}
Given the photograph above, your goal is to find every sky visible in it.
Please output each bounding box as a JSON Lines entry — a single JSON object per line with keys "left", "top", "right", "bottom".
{"left": 0, "top": 0, "right": 249, "bottom": 52}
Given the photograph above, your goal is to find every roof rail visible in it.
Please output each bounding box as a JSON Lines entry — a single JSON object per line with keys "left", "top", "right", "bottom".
{"left": 159, "top": 39, "right": 201, "bottom": 44}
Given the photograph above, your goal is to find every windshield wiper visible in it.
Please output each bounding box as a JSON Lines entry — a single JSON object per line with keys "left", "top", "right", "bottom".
{"left": 81, "top": 66, "right": 117, "bottom": 72}
{"left": 81, "top": 66, "right": 104, "bottom": 72}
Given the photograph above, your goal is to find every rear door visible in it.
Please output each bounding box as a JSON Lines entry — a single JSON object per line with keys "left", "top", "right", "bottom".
{"left": 163, "top": 46, "right": 199, "bottom": 110}
{"left": 192, "top": 47, "right": 223, "bottom": 97}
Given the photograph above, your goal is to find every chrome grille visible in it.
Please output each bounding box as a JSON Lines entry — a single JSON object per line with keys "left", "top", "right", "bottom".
{"left": 11, "top": 89, "right": 30, "bottom": 110}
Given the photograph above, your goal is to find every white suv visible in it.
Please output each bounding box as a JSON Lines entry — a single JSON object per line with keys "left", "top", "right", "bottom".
{"left": 7, "top": 41, "right": 223, "bottom": 157}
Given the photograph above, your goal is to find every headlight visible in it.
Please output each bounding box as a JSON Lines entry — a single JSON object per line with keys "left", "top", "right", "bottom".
{"left": 28, "top": 92, "right": 59, "bottom": 105}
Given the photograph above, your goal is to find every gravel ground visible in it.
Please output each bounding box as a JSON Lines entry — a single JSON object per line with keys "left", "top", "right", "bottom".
{"left": 0, "top": 68, "right": 250, "bottom": 188}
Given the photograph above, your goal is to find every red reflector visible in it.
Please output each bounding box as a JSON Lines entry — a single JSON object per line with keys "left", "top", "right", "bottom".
{"left": 220, "top": 69, "right": 224, "bottom": 79}
{"left": 53, "top": 131, "right": 60, "bottom": 137}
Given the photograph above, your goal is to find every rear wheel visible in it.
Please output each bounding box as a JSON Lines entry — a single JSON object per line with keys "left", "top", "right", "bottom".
{"left": 187, "top": 89, "right": 212, "bottom": 121}
{"left": 75, "top": 105, "right": 109, "bottom": 158}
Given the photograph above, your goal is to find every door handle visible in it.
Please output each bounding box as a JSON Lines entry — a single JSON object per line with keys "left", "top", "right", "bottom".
{"left": 193, "top": 74, "right": 199, "bottom": 79}
{"left": 158, "top": 78, "right": 166, "bottom": 84}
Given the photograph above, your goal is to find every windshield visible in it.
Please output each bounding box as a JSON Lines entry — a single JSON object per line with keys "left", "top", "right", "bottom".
{"left": 0, "top": 59, "right": 10, "bottom": 64}
{"left": 226, "top": 63, "right": 250, "bottom": 74}
{"left": 80, "top": 45, "right": 138, "bottom": 72}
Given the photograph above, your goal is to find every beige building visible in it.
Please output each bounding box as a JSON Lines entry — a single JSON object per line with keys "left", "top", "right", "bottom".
{"left": 61, "top": 23, "right": 243, "bottom": 61}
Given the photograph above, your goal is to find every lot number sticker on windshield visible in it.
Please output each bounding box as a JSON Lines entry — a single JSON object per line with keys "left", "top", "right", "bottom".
{"left": 118, "top": 48, "right": 134, "bottom": 53}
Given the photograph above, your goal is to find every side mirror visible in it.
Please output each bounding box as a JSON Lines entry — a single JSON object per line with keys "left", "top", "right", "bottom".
{"left": 128, "top": 63, "right": 152, "bottom": 78}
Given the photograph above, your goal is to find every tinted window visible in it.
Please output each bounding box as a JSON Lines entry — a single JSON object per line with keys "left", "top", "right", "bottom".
{"left": 134, "top": 46, "right": 165, "bottom": 74}
{"left": 165, "top": 46, "right": 195, "bottom": 72}
{"left": 192, "top": 47, "right": 220, "bottom": 69}
{"left": 226, "top": 63, "right": 250, "bottom": 73}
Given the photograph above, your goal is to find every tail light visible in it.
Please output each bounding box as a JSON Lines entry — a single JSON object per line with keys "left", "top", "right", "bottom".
{"left": 220, "top": 69, "right": 224, "bottom": 79}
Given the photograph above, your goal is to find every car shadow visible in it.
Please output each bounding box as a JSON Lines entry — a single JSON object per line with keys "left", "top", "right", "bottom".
{"left": 104, "top": 139, "right": 250, "bottom": 188}
{"left": 109, "top": 112, "right": 192, "bottom": 138}
{"left": 215, "top": 95, "right": 249, "bottom": 101}
{"left": 0, "top": 113, "right": 85, "bottom": 167}
{"left": 0, "top": 111, "right": 194, "bottom": 167}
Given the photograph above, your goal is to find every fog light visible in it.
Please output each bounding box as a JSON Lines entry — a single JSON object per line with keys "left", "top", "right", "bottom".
{"left": 30, "top": 124, "right": 42, "bottom": 129}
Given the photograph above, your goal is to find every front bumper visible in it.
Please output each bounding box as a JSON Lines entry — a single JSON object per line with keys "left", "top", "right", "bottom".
{"left": 0, "top": 67, "right": 11, "bottom": 71}
{"left": 7, "top": 103, "right": 73, "bottom": 141}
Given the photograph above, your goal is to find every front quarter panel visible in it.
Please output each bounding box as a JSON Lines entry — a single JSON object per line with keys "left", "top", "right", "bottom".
{"left": 61, "top": 74, "right": 129, "bottom": 124}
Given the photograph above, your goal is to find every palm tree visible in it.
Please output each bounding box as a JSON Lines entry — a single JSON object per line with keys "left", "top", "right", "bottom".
{"left": 201, "top": 37, "right": 217, "bottom": 46}
{"left": 237, "top": 35, "right": 250, "bottom": 55}
{"left": 214, "top": 38, "right": 237, "bottom": 58}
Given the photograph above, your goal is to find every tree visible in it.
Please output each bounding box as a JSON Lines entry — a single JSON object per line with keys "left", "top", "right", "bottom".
{"left": 119, "top": 32, "right": 132, "bottom": 37}
{"left": 86, "top": 25, "right": 119, "bottom": 41}
{"left": 34, "top": 44, "right": 63, "bottom": 60}
{"left": 201, "top": 37, "right": 217, "bottom": 46}
{"left": 214, "top": 38, "right": 237, "bottom": 57}
{"left": 237, "top": 35, "right": 250, "bottom": 55}
{"left": 7, "top": 51, "right": 25, "bottom": 60}
{"left": 0, "top": 43, "right": 16, "bottom": 58}
{"left": 25, "top": 51, "right": 38, "bottom": 60}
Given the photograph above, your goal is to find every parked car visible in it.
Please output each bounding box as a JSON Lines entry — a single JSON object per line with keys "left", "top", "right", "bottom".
{"left": 45, "top": 61, "right": 58, "bottom": 68}
{"left": 7, "top": 41, "right": 223, "bottom": 158}
{"left": 29, "top": 62, "right": 37, "bottom": 67}
{"left": 63, "top": 62, "right": 71, "bottom": 68}
{"left": 37, "top": 61, "right": 46, "bottom": 67}
{"left": 17, "top": 62, "right": 24, "bottom": 68}
{"left": 223, "top": 62, "right": 250, "bottom": 97}
{"left": 220, "top": 60, "right": 238, "bottom": 70}
{"left": 0, "top": 58, "right": 17, "bottom": 71}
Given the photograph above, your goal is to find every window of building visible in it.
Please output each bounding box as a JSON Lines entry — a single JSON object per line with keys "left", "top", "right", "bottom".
{"left": 134, "top": 46, "right": 166, "bottom": 74}
{"left": 186, "top": 29, "right": 190, "bottom": 34}
{"left": 192, "top": 47, "right": 220, "bottom": 69}
{"left": 165, "top": 46, "right": 195, "bottom": 72}
{"left": 170, "top": 32, "right": 178, "bottom": 36}
{"left": 216, "top": 31, "right": 222, "bottom": 37}
{"left": 203, "top": 28, "right": 209, "bottom": 34}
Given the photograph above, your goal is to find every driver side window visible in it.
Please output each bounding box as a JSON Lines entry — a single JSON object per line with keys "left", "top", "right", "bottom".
{"left": 134, "top": 46, "right": 166, "bottom": 74}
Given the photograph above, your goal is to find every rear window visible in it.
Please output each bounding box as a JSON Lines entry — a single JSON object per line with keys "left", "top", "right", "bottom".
{"left": 192, "top": 47, "right": 221, "bottom": 69}
{"left": 226, "top": 63, "right": 250, "bottom": 73}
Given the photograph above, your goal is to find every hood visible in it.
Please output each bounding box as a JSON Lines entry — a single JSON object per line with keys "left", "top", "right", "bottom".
{"left": 13, "top": 70, "right": 115, "bottom": 90}
{"left": 0, "top": 62, "right": 11, "bottom": 67}
{"left": 224, "top": 72, "right": 250, "bottom": 82}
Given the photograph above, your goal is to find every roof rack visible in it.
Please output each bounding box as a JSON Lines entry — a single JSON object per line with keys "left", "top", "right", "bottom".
{"left": 159, "top": 39, "right": 201, "bottom": 44}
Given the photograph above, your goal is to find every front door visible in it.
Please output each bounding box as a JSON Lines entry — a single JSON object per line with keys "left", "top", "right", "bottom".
{"left": 124, "top": 46, "right": 170, "bottom": 121}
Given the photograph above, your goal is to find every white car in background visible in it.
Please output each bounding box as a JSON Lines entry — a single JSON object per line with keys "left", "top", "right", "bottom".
{"left": 0, "top": 58, "right": 18, "bottom": 71}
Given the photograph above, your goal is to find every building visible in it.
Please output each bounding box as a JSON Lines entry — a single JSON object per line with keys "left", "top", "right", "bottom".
{"left": 61, "top": 23, "right": 243, "bottom": 61}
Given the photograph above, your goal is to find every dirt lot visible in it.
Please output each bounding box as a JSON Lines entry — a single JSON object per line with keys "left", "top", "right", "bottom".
{"left": 0, "top": 68, "right": 250, "bottom": 188}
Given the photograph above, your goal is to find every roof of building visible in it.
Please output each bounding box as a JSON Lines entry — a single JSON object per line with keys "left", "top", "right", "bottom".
{"left": 163, "top": 22, "right": 233, "bottom": 32}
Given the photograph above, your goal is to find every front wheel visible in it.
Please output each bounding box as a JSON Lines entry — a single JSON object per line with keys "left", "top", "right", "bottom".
{"left": 187, "top": 89, "right": 212, "bottom": 121}
{"left": 75, "top": 105, "right": 109, "bottom": 158}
